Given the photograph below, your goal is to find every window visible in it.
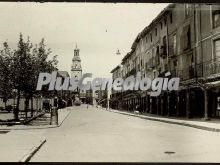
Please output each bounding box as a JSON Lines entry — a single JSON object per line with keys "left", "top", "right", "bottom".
{"left": 160, "top": 22, "right": 163, "bottom": 30}
{"left": 164, "top": 18, "right": 167, "bottom": 26}
{"left": 173, "top": 60, "right": 178, "bottom": 67}
{"left": 156, "top": 46, "right": 160, "bottom": 65}
{"left": 185, "top": 4, "right": 189, "bottom": 17}
{"left": 180, "top": 25, "right": 191, "bottom": 51}
{"left": 153, "top": 70, "right": 156, "bottom": 79}
{"left": 170, "top": 13, "right": 173, "bottom": 24}
{"left": 163, "top": 36, "right": 167, "bottom": 47}
{"left": 212, "top": 6, "right": 220, "bottom": 28}
{"left": 173, "top": 34, "right": 177, "bottom": 54}
{"left": 214, "top": 39, "right": 220, "bottom": 60}
{"left": 162, "top": 36, "right": 167, "bottom": 55}
{"left": 146, "top": 36, "right": 148, "bottom": 43}
{"left": 150, "top": 33, "right": 152, "bottom": 42}
{"left": 173, "top": 60, "right": 178, "bottom": 76}
{"left": 155, "top": 28, "right": 157, "bottom": 36}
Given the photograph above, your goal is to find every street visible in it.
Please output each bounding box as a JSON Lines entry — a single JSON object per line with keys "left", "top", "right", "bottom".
{"left": 30, "top": 105, "right": 220, "bottom": 162}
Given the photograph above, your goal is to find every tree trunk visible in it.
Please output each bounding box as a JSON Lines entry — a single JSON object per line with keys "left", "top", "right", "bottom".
{"left": 24, "top": 97, "right": 29, "bottom": 119}
{"left": 14, "top": 89, "right": 20, "bottom": 121}
{"left": 31, "top": 96, "right": 33, "bottom": 117}
{"left": 4, "top": 100, "right": 7, "bottom": 111}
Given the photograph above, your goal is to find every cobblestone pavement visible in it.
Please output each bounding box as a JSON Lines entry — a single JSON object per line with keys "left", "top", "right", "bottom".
{"left": 31, "top": 105, "right": 220, "bottom": 162}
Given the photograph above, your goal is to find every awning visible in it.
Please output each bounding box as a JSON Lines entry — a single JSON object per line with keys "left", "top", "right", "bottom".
{"left": 205, "top": 80, "right": 220, "bottom": 87}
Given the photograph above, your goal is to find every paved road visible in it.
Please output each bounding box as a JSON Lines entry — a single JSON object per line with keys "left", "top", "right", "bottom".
{"left": 31, "top": 105, "right": 220, "bottom": 162}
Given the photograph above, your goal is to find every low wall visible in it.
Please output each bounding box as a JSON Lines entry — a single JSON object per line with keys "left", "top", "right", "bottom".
{"left": 0, "top": 98, "right": 55, "bottom": 111}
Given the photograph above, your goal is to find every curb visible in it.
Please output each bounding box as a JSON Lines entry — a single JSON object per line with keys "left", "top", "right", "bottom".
{"left": 109, "top": 109, "right": 220, "bottom": 132}
{"left": 19, "top": 138, "right": 47, "bottom": 162}
{"left": 56, "top": 109, "right": 71, "bottom": 128}
{"left": 0, "top": 110, "right": 71, "bottom": 131}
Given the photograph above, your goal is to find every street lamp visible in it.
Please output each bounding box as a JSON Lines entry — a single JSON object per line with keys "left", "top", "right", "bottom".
{"left": 116, "top": 49, "right": 121, "bottom": 55}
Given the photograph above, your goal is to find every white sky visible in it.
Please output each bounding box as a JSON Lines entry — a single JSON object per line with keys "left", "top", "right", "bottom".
{"left": 0, "top": 2, "right": 168, "bottom": 78}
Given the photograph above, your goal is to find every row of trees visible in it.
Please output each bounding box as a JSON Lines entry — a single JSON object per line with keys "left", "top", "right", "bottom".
{"left": 0, "top": 34, "right": 58, "bottom": 120}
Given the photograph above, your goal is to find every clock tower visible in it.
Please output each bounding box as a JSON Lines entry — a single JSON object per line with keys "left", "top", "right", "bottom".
{"left": 71, "top": 44, "right": 82, "bottom": 79}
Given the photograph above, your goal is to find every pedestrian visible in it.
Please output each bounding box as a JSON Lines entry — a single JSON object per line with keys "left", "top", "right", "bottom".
{"left": 87, "top": 103, "right": 89, "bottom": 109}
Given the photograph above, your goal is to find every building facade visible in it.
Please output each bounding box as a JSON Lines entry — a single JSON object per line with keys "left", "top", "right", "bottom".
{"left": 110, "top": 4, "right": 220, "bottom": 119}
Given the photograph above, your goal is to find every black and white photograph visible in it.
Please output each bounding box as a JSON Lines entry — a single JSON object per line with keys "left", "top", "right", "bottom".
{"left": 0, "top": 1, "right": 220, "bottom": 163}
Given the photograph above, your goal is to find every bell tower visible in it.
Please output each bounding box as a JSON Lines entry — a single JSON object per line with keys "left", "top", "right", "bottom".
{"left": 71, "top": 44, "right": 82, "bottom": 79}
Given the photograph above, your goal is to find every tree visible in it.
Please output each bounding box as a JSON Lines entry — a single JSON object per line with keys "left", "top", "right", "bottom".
{"left": 27, "top": 38, "right": 58, "bottom": 117}
{"left": 9, "top": 34, "right": 58, "bottom": 120}
{"left": 0, "top": 42, "right": 13, "bottom": 110}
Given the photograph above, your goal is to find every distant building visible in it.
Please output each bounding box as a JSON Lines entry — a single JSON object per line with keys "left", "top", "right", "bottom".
{"left": 57, "top": 71, "right": 72, "bottom": 108}
{"left": 110, "top": 65, "right": 122, "bottom": 110}
{"left": 71, "top": 45, "right": 86, "bottom": 103}
{"left": 71, "top": 45, "right": 82, "bottom": 79}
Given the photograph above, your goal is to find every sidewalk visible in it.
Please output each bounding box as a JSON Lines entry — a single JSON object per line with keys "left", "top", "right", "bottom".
{"left": 108, "top": 109, "right": 220, "bottom": 132}
{"left": 0, "top": 107, "right": 72, "bottom": 162}
{"left": 0, "top": 129, "right": 46, "bottom": 162}
{"left": 0, "top": 107, "right": 71, "bottom": 130}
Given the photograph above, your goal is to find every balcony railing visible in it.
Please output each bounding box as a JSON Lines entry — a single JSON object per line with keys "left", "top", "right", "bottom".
{"left": 122, "top": 57, "right": 220, "bottom": 82}
{"left": 125, "top": 68, "right": 136, "bottom": 78}
{"left": 169, "top": 66, "right": 195, "bottom": 81}
{"left": 204, "top": 58, "right": 220, "bottom": 77}
{"left": 146, "top": 57, "right": 160, "bottom": 69}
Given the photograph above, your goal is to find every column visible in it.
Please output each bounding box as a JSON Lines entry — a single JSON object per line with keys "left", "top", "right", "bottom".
{"left": 186, "top": 91, "right": 190, "bottom": 118}
{"left": 150, "top": 97, "right": 153, "bottom": 114}
{"left": 176, "top": 91, "right": 180, "bottom": 117}
{"left": 160, "top": 95, "right": 164, "bottom": 115}
{"left": 156, "top": 97, "right": 160, "bottom": 115}
{"left": 211, "top": 93, "right": 216, "bottom": 117}
{"left": 203, "top": 89, "right": 209, "bottom": 120}
{"left": 167, "top": 92, "right": 170, "bottom": 116}
{"left": 146, "top": 95, "right": 149, "bottom": 112}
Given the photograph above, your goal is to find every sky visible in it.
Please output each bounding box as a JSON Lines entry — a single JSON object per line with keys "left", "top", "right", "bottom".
{"left": 0, "top": 2, "right": 168, "bottom": 78}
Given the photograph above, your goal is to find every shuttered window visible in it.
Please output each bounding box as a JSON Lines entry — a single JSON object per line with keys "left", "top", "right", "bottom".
{"left": 212, "top": 5, "right": 220, "bottom": 28}
{"left": 173, "top": 34, "right": 177, "bottom": 54}
{"left": 214, "top": 39, "right": 220, "bottom": 60}
{"left": 180, "top": 25, "right": 191, "bottom": 51}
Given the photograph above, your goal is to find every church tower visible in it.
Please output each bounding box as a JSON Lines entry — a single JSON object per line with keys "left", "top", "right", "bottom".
{"left": 71, "top": 44, "right": 82, "bottom": 79}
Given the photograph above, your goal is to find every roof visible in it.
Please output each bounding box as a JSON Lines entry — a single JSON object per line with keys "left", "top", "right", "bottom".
{"left": 57, "top": 71, "right": 70, "bottom": 78}
{"left": 130, "top": 4, "right": 174, "bottom": 50}
{"left": 110, "top": 65, "right": 121, "bottom": 73}
{"left": 121, "top": 51, "right": 134, "bottom": 65}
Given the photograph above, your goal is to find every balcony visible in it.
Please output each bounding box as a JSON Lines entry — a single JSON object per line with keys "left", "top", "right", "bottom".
{"left": 169, "top": 44, "right": 177, "bottom": 58}
{"left": 146, "top": 57, "right": 160, "bottom": 69}
{"left": 170, "top": 66, "right": 195, "bottom": 81}
{"left": 125, "top": 68, "right": 136, "bottom": 78}
{"left": 204, "top": 58, "right": 220, "bottom": 77}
